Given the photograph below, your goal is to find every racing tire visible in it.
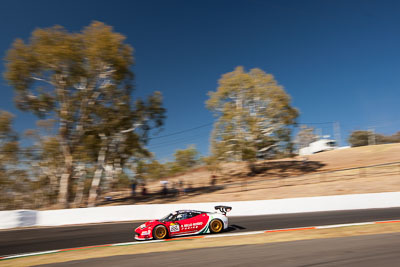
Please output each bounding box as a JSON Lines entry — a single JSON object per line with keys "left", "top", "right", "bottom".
{"left": 153, "top": 225, "right": 168, "bottom": 240}
{"left": 209, "top": 219, "right": 223, "bottom": 234}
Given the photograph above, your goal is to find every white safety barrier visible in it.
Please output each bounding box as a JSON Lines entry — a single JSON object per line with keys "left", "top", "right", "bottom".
{"left": 1, "top": 192, "right": 399, "bottom": 229}
{"left": 0, "top": 210, "right": 37, "bottom": 229}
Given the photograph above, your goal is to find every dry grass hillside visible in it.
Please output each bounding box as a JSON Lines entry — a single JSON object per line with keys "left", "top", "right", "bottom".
{"left": 100, "top": 143, "right": 400, "bottom": 206}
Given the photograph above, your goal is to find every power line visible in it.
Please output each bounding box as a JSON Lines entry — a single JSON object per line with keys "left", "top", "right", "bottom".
{"left": 298, "top": 122, "right": 334, "bottom": 125}
{"left": 149, "top": 122, "right": 213, "bottom": 140}
{"left": 148, "top": 131, "right": 209, "bottom": 150}
{"left": 0, "top": 123, "right": 214, "bottom": 154}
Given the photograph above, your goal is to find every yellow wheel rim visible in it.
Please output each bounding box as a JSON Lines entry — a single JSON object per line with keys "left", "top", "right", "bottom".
{"left": 155, "top": 226, "right": 167, "bottom": 239}
{"left": 211, "top": 220, "right": 223, "bottom": 232}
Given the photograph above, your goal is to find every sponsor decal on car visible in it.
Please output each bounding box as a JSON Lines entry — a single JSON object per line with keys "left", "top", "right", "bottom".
{"left": 182, "top": 222, "right": 203, "bottom": 229}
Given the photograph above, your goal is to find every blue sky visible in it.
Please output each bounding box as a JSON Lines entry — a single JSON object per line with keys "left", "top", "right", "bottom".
{"left": 1, "top": 0, "right": 400, "bottom": 161}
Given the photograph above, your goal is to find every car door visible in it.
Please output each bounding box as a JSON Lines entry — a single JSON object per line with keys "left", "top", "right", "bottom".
{"left": 169, "top": 212, "right": 198, "bottom": 236}
{"left": 178, "top": 212, "right": 198, "bottom": 234}
{"left": 176, "top": 212, "right": 209, "bottom": 234}
{"left": 168, "top": 212, "right": 189, "bottom": 236}
{"left": 190, "top": 212, "right": 209, "bottom": 233}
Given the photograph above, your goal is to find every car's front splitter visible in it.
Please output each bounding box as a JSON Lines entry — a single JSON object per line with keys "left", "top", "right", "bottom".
{"left": 134, "top": 234, "right": 153, "bottom": 241}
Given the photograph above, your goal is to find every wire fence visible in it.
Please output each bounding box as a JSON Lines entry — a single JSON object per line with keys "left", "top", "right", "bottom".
{"left": 221, "top": 161, "right": 400, "bottom": 191}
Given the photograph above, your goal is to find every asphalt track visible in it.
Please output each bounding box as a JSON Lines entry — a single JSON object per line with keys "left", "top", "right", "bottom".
{"left": 40, "top": 232, "right": 400, "bottom": 267}
{"left": 1, "top": 207, "right": 400, "bottom": 256}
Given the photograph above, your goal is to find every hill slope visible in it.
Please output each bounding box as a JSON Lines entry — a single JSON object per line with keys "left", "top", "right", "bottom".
{"left": 102, "top": 143, "right": 400, "bottom": 206}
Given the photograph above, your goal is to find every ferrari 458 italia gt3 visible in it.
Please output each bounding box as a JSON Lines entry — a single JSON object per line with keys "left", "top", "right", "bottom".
{"left": 134, "top": 206, "right": 232, "bottom": 240}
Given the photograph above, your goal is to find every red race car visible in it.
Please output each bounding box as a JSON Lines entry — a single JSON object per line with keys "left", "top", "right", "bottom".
{"left": 134, "top": 206, "right": 232, "bottom": 240}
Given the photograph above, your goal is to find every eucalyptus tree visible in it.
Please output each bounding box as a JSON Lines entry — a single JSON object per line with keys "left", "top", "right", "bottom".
{"left": 23, "top": 119, "right": 64, "bottom": 206}
{"left": 295, "top": 125, "right": 318, "bottom": 150}
{"left": 86, "top": 91, "right": 164, "bottom": 206}
{"left": 172, "top": 145, "right": 198, "bottom": 170}
{"left": 0, "top": 111, "right": 31, "bottom": 209}
{"left": 206, "top": 66, "right": 298, "bottom": 162}
{"left": 5, "top": 22, "right": 165, "bottom": 208}
{"left": 0, "top": 111, "right": 17, "bottom": 209}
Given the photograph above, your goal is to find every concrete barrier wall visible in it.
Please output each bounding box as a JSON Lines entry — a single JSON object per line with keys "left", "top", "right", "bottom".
{"left": 18, "top": 210, "right": 37, "bottom": 227}
{"left": 0, "top": 210, "right": 37, "bottom": 229}
{"left": 1, "top": 192, "right": 400, "bottom": 229}
{"left": 0, "top": 210, "right": 20, "bottom": 229}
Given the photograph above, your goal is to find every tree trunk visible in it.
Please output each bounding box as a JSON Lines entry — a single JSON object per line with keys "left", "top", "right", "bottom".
{"left": 87, "top": 135, "right": 107, "bottom": 207}
{"left": 41, "top": 163, "right": 60, "bottom": 205}
{"left": 73, "top": 165, "right": 87, "bottom": 207}
{"left": 104, "top": 163, "right": 114, "bottom": 191}
{"left": 112, "top": 158, "right": 123, "bottom": 188}
{"left": 87, "top": 167, "right": 103, "bottom": 206}
{"left": 57, "top": 81, "right": 74, "bottom": 209}
{"left": 58, "top": 153, "right": 73, "bottom": 208}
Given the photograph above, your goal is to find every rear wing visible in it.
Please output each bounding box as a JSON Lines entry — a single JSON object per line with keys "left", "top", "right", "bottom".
{"left": 214, "top": 205, "right": 232, "bottom": 215}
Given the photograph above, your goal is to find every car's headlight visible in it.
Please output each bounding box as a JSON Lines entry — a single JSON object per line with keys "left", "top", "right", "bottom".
{"left": 140, "top": 224, "right": 146, "bottom": 229}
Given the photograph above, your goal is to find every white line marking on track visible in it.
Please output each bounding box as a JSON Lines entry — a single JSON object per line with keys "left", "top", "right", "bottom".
{"left": 111, "top": 240, "right": 163, "bottom": 246}
{"left": 316, "top": 222, "right": 374, "bottom": 229}
{"left": 3, "top": 250, "right": 59, "bottom": 259}
{"left": 204, "top": 230, "right": 265, "bottom": 238}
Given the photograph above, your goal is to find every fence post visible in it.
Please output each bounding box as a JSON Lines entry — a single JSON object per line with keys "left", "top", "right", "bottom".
{"left": 359, "top": 168, "right": 365, "bottom": 178}
{"left": 280, "top": 177, "right": 285, "bottom": 187}
{"left": 320, "top": 172, "right": 325, "bottom": 183}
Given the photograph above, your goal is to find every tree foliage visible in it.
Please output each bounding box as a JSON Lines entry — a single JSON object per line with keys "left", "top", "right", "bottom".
{"left": 133, "top": 146, "right": 200, "bottom": 181}
{"left": 4, "top": 22, "right": 165, "bottom": 207}
{"left": 0, "top": 111, "right": 32, "bottom": 210}
{"left": 202, "top": 155, "right": 222, "bottom": 174}
{"left": 348, "top": 131, "right": 370, "bottom": 147}
{"left": 206, "top": 66, "right": 298, "bottom": 161}
{"left": 135, "top": 159, "right": 167, "bottom": 180}
{"left": 173, "top": 145, "right": 199, "bottom": 171}
{"left": 295, "top": 125, "right": 318, "bottom": 149}
{"left": 348, "top": 130, "right": 400, "bottom": 147}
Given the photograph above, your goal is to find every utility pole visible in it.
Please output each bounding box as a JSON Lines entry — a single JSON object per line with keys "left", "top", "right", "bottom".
{"left": 235, "top": 90, "right": 244, "bottom": 161}
{"left": 334, "top": 122, "right": 341, "bottom": 147}
{"left": 316, "top": 128, "right": 322, "bottom": 140}
{"left": 368, "top": 127, "right": 376, "bottom": 145}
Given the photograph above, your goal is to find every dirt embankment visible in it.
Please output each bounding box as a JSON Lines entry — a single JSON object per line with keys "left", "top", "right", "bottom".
{"left": 101, "top": 143, "right": 400, "bottom": 205}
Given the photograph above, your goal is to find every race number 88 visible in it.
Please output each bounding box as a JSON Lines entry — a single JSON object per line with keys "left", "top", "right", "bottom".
{"left": 170, "top": 224, "right": 180, "bottom": 232}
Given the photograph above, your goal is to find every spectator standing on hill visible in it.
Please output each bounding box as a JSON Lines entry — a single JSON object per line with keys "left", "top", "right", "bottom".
{"left": 141, "top": 184, "right": 147, "bottom": 196}
{"left": 210, "top": 175, "right": 217, "bottom": 187}
{"left": 160, "top": 180, "right": 168, "bottom": 196}
{"left": 171, "top": 181, "right": 178, "bottom": 196}
{"left": 178, "top": 180, "right": 184, "bottom": 195}
{"left": 131, "top": 180, "right": 138, "bottom": 198}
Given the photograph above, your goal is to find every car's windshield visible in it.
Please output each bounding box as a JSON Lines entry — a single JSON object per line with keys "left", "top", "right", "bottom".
{"left": 160, "top": 213, "right": 177, "bottom": 222}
